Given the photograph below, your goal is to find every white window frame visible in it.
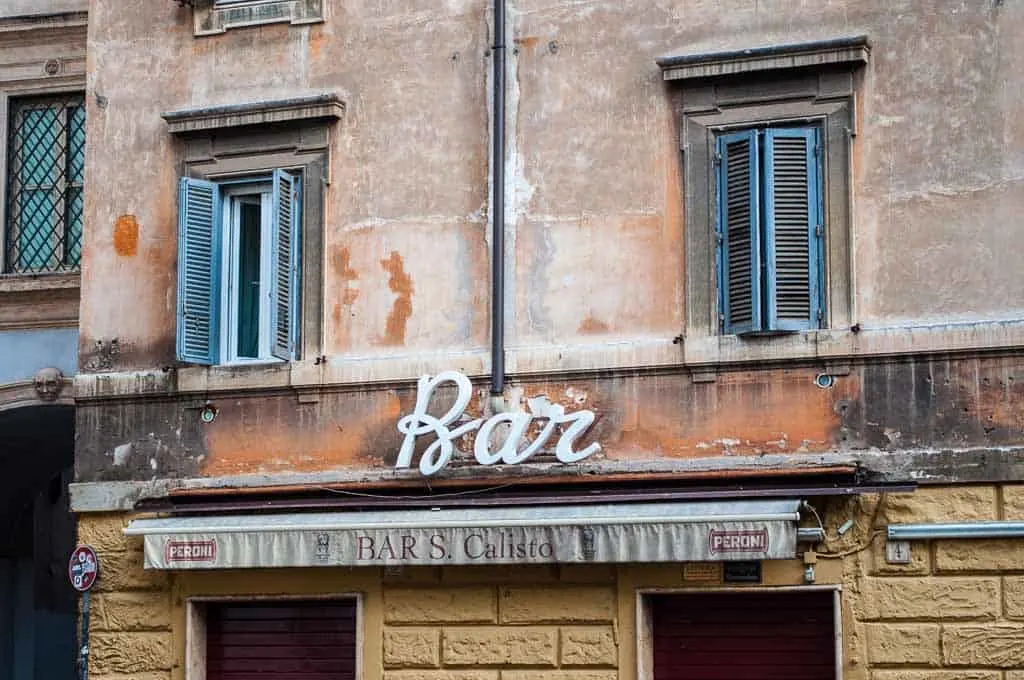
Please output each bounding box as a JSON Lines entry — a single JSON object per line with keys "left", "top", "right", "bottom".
{"left": 636, "top": 585, "right": 843, "bottom": 680}
{"left": 186, "top": 593, "right": 363, "bottom": 680}
{"left": 218, "top": 181, "right": 276, "bottom": 365}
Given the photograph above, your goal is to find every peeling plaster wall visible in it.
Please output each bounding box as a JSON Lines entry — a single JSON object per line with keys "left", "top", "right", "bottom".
{"left": 74, "top": 353, "right": 1024, "bottom": 483}
{"left": 76, "top": 1, "right": 1024, "bottom": 484}
{"left": 80, "top": 1, "right": 1024, "bottom": 370}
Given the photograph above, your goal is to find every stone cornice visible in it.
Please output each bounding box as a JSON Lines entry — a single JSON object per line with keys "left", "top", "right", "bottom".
{"left": 69, "top": 446, "right": 1024, "bottom": 513}
{"left": 0, "top": 11, "right": 87, "bottom": 36}
{"left": 162, "top": 94, "right": 345, "bottom": 135}
{"left": 658, "top": 35, "right": 869, "bottom": 81}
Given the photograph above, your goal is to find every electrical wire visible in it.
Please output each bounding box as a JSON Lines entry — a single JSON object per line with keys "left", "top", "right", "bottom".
{"left": 314, "top": 481, "right": 521, "bottom": 500}
{"left": 815, "top": 492, "right": 889, "bottom": 559}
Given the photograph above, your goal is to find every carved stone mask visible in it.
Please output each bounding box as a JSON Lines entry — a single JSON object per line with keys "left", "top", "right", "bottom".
{"left": 33, "top": 367, "right": 64, "bottom": 402}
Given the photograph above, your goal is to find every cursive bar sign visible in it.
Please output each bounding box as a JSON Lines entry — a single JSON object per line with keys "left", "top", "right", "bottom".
{"left": 396, "top": 371, "right": 601, "bottom": 476}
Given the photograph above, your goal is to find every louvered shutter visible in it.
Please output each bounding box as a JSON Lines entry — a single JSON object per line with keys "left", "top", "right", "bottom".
{"left": 652, "top": 590, "right": 836, "bottom": 680}
{"left": 270, "top": 169, "right": 301, "bottom": 361}
{"left": 206, "top": 600, "right": 357, "bottom": 680}
{"left": 764, "top": 127, "right": 823, "bottom": 331}
{"left": 716, "top": 130, "right": 762, "bottom": 335}
{"left": 177, "top": 177, "right": 221, "bottom": 364}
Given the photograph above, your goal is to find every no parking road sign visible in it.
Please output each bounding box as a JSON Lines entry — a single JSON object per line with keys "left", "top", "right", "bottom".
{"left": 69, "top": 545, "right": 99, "bottom": 592}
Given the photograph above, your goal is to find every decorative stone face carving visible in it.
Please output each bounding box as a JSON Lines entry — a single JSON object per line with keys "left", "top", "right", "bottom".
{"left": 33, "top": 367, "right": 64, "bottom": 402}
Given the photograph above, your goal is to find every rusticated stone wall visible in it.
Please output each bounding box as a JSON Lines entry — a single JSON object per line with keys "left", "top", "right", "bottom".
{"left": 74, "top": 484, "right": 1024, "bottom": 680}
{"left": 382, "top": 580, "right": 618, "bottom": 680}
{"left": 77, "top": 513, "right": 172, "bottom": 680}
{"left": 852, "top": 485, "right": 1024, "bottom": 680}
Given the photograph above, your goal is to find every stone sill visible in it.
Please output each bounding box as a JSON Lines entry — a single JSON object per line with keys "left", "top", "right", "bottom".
{"left": 0, "top": 272, "right": 80, "bottom": 330}
{"left": 162, "top": 93, "right": 344, "bottom": 134}
{"left": 658, "top": 35, "right": 870, "bottom": 81}
{"left": 0, "top": 11, "right": 88, "bottom": 35}
{"left": 73, "top": 317, "right": 1024, "bottom": 400}
{"left": 0, "top": 271, "right": 80, "bottom": 293}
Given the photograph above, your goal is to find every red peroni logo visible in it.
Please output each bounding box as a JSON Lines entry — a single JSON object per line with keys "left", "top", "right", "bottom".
{"left": 709, "top": 529, "right": 769, "bottom": 554}
{"left": 165, "top": 539, "right": 217, "bottom": 563}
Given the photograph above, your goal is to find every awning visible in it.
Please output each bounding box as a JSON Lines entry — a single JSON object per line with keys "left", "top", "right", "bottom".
{"left": 124, "top": 500, "right": 801, "bottom": 570}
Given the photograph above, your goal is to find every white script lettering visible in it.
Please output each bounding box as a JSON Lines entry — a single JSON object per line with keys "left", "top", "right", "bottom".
{"left": 395, "top": 370, "right": 601, "bottom": 476}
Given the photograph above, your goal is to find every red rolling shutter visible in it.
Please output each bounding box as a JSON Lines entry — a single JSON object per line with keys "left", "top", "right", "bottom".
{"left": 206, "top": 599, "right": 357, "bottom": 680}
{"left": 651, "top": 590, "right": 835, "bottom": 680}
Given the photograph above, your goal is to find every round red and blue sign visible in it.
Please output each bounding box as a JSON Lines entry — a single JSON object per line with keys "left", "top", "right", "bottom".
{"left": 68, "top": 545, "right": 99, "bottom": 592}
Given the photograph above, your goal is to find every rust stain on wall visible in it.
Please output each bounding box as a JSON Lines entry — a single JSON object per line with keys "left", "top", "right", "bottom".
{"left": 610, "top": 368, "right": 859, "bottom": 458}
{"left": 113, "top": 214, "right": 139, "bottom": 257}
{"left": 335, "top": 247, "right": 360, "bottom": 304}
{"left": 309, "top": 25, "right": 325, "bottom": 60}
{"left": 380, "top": 251, "right": 413, "bottom": 346}
{"left": 514, "top": 35, "right": 541, "bottom": 50}
{"left": 578, "top": 317, "right": 609, "bottom": 334}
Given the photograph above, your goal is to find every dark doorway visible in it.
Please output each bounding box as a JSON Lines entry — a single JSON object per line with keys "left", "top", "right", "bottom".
{"left": 0, "top": 405, "right": 76, "bottom": 680}
{"left": 650, "top": 589, "right": 837, "bottom": 680}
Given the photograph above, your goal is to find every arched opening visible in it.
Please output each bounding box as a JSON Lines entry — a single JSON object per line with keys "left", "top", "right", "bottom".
{"left": 0, "top": 404, "right": 76, "bottom": 680}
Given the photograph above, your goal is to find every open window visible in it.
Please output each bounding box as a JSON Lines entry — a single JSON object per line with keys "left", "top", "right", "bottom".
{"left": 177, "top": 169, "right": 301, "bottom": 365}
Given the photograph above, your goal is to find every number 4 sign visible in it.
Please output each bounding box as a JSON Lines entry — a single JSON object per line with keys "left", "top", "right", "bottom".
{"left": 69, "top": 545, "right": 99, "bottom": 592}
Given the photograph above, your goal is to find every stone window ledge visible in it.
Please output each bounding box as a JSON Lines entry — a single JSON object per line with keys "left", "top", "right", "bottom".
{"left": 162, "top": 94, "right": 344, "bottom": 134}
{"left": 72, "top": 317, "right": 1024, "bottom": 400}
{"left": 0, "top": 271, "right": 79, "bottom": 293}
{"left": 194, "top": 0, "right": 324, "bottom": 37}
{"left": 0, "top": 272, "right": 80, "bottom": 330}
{"left": 657, "top": 35, "right": 870, "bottom": 82}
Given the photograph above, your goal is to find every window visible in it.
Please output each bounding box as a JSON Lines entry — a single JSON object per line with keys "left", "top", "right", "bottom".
{"left": 716, "top": 125, "right": 824, "bottom": 335}
{"left": 4, "top": 94, "right": 85, "bottom": 274}
{"left": 165, "top": 95, "right": 339, "bottom": 365}
{"left": 658, "top": 37, "right": 867, "bottom": 351}
{"left": 177, "top": 170, "right": 301, "bottom": 365}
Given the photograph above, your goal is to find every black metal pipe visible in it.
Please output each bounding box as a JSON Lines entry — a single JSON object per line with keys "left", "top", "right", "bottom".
{"left": 490, "top": 0, "right": 506, "bottom": 396}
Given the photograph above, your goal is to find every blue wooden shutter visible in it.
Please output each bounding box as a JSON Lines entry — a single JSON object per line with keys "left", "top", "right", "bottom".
{"left": 716, "top": 130, "right": 762, "bottom": 334}
{"left": 764, "top": 127, "right": 822, "bottom": 331}
{"left": 177, "top": 177, "right": 222, "bottom": 364}
{"left": 270, "top": 169, "right": 301, "bottom": 361}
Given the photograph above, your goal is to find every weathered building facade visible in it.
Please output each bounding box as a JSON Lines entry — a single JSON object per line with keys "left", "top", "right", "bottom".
{"left": 70, "top": 2, "right": 1024, "bottom": 680}
{"left": 0, "top": 2, "right": 87, "bottom": 678}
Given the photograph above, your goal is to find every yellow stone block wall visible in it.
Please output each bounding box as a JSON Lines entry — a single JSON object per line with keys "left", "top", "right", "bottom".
{"left": 74, "top": 484, "right": 1024, "bottom": 680}
{"left": 381, "top": 567, "right": 619, "bottom": 680}
{"left": 849, "top": 484, "right": 1024, "bottom": 680}
{"left": 77, "top": 513, "right": 173, "bottom": 680}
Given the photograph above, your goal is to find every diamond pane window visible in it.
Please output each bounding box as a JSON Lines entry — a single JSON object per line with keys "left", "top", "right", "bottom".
{"left": 5, "top": 94, "right": 85, "bottom": 273}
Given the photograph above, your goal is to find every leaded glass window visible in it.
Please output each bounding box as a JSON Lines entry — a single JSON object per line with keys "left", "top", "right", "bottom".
{"left": 5, "top": 94, "right": 85, "bottom": 273}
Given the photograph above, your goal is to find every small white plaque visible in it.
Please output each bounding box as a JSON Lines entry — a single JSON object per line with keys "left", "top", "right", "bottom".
{"left": 885, "top": 539, "right": 912, "bottom": 564}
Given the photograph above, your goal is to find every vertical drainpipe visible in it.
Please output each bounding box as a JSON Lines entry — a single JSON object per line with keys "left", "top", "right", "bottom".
{"left": 490, "top": 0, "right": 507, "bottom": 397}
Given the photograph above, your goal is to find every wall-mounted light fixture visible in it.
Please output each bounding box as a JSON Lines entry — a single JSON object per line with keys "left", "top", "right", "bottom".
{"left": 199, "top": 402, "right": 218, "bottom": 424}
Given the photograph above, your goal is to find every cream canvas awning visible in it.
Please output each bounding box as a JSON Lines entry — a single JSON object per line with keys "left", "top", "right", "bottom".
{"left": 124, "top": 500, "right": 801, "bottom": 570}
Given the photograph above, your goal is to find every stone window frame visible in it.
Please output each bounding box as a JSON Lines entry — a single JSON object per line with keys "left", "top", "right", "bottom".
{"left": 192, "top": 0, "right": 324, "bottom": 37}
{"left": 0, "top": 11, "right": 88, "bottom": 329}
{"left": 164, "top": 94, "right": 343, "bottom": 362}
{"left": 658, "top": 37, "right": 868, "bottom": 363}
